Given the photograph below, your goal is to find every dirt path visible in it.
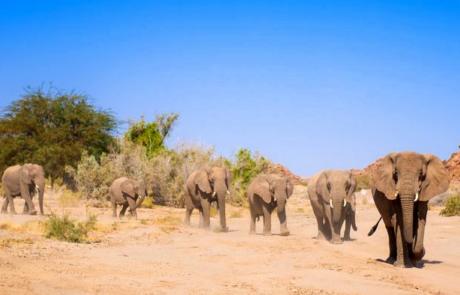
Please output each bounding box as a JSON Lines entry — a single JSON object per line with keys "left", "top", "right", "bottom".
{"left": 1, "top": 187, "right": 459, "bottom": 295}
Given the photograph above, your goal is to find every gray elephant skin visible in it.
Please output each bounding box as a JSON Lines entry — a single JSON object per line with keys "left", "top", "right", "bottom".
{"left": 110, "top": 177, "right": 146, "bottom": 219}
{"left": 369, "top": 152, "right": 450, "bottom": 267}
{"left": 184, "top": 167, "right": 230, "bottom": 231}
{"left": 1, "top": 164, "right": 45, "bottom": 215}
{"left": 247, "top": 174, "right": 293, "bottom": 236}
{"left": 308, "top": 170, "right": 357, "bottom": 243}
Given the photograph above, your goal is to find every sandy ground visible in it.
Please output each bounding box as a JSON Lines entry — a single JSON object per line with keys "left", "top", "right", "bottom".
{"left": 0, "top": 186, "right": 459, "bottom": 295}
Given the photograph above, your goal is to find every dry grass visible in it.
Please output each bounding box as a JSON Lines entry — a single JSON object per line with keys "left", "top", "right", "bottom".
{"left": 154, "top": 215, "right": 182, "bottom": 233}
{"left": 58, "top": 190, "right": 81, "bottom": 208}
{"left": 0, "top": 238, "right": 34, "bottom": 248}
{"left": 230, "top": 209, "right": 243, "bottom": 218}
{"left": 0, "top": 220, "right": 43, "bottom": 234}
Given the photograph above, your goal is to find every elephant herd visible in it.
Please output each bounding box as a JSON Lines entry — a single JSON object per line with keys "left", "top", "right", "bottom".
{"left": 0, "top": 151, "right": 451, "bottom": 268}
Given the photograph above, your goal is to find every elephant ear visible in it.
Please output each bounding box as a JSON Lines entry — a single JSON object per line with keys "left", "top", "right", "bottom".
{"left": 370, "top": 153, "right": 398, "bottom": 200}
{"left": 286, "top": 179, "right": 294, "bottom": 199}
{"left": 196, "top": 170, "right": 212, "bottom": 194}
{"left": 316, "top": 172, "right": 330, "bottom": 202}
{"left": 121, "top": 180, "right": 136, "bottom": 197}
{"left": 346, "top": 174, "right": 357, "bottom": 202}
{"left": 254, "top": 177, "right": 272, "bottom": 203}
{"left": 420, "top": 154, "right": 451, "bottom": 201}
{"left": 20, "top": 165, "right": 32, "bottom": 184}
{"left": 225, "top": 168, "right": 232, "bottom": 188}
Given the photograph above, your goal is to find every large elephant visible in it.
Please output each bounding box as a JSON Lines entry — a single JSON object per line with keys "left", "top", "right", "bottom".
{"left": 308, "top": 170, "right": 357, "bottom": 244}
{"left": 109, "top": 177, "right": 146, "bottom": 219}
{"left": 1, "top": 164, "right": 45, "bottom": 215}
{"left": 247, "top": 174, "right": 293, "bottom": 236}
{"left": 184, "top": 167, "right": 230, "bottom": 231}
{"left": 369, "top": 152, "right": 450, "bottom": 267}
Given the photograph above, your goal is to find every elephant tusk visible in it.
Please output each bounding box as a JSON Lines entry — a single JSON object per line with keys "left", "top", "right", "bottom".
{"left": 414, "top": 192, "right": 419, "bottom": 202}
{"left": 394, "top": 191, "right": 399, "bottom": 198}
{"left": 212, "top": 191, "right": 217, "bottom": 197}
{"left": 35, "top": 185, "right": 40, "bottom": 193}
{"left": 329, "top": 199, "right": 333, "bottom": 208}
{"left": 343, "top": 199, "right": 347, "bottom": 207}
{"left": 226, "top": 190, "right": 230, "bottom": 195}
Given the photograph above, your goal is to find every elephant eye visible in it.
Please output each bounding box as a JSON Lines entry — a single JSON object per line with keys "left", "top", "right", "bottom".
{"left": 326, "top": 183, "right": 332, "bottom": 192}
{"left": 419, "top": 171, "right": 426, "bottom": 182}
{"left": 344, "top": 182, "right": 350, "bottom": 192}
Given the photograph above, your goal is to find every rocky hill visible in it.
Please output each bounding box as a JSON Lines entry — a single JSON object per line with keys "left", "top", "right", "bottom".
{"left": 266, "top": 163, "right": 306, "bottom": 185}
{"left": 445, "top": 151, "right": 460, "bottom": 183}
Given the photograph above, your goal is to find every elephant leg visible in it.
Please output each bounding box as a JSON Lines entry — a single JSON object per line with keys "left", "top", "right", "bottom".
{"left": 262, "top": 204, "right": 272, "bottom": 236}
{"left": 249, "top": 209, "right": 256, "bottom": 234}
{"left": 310, "top": 199, "right": 327, "bottom": 240}
{"left": 385, "top": 226, "right": 397, "bottom": 263}
{"left": 323, "top": 204, "right": 341, "bottom": 243}
{"left": 392, "top": 210, "right": 411, "bottom": 267}
{"left": 127, "top": 197, "right": 137, "bottom": 219}
{"left": 119, "top": 204, "right": 128, "bottom": 218}
{"left": 7, "top": 193, "right": 17, "bottom": 215}
{"left": 23, "top": 202, "right": 29, "bottom": 214}
{"left": 1, "top": 192, "right": 10, "bottom": 214}
{"left": 184, "top": 207, "right": 193, "bottom": 226}
{"left": 200, "top": 198, "right": 211, "bottom": 229}
{"left": 20, "top": 187, "right": 36, "bottom": 215}
{"left": 112, "top": 201, "right": 117, "bottom": 218}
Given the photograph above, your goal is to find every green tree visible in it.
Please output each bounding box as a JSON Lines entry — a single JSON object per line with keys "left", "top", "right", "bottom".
{"left": 0, "top": 88, "right": 117, "bottom": 182}
{"left": 125, "top": 113, "right": 179, "bottom": 158}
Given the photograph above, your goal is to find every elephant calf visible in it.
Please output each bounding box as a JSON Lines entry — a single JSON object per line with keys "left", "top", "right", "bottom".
{"left": 184, "top": 167, "right": 230, "bottom": 231}
{"left": 247, "top": 174, "right": 293, "bottom": 236}
{"left": 308, "top": 170, "right": 357, "bottom": 244}
{"left": 1, "top": 164, "right": 45, "bottom": 215}
{"left": 109, "top": 177, "right": 146, "bottom": 219}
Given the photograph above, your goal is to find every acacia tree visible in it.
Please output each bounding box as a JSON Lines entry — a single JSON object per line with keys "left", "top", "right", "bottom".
{"left": 0, "top": 88, "right": 117, "bottom": 182}
{"left": 124, "top": 113, "right": 179, "bottom": 158}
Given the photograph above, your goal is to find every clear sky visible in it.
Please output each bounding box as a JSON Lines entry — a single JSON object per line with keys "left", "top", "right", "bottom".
{"left": 1, "top": 1, "right": 459, "bottom": 176}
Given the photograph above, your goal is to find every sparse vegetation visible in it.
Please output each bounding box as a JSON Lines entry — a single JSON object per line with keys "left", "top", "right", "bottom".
{"left": 440, "top": 194, "right": 460, "bottom": 217}
{"left": 44, "top": 213, "right": 97, "bottom": 243}
{"left": 58, "top": 190, "right": 81, "bottom": 207}
{"left": 141, "top": 197, "right": 155, "bottom": 209}
{"left": 355, "top": 173, "right": 371, "bottom": 191}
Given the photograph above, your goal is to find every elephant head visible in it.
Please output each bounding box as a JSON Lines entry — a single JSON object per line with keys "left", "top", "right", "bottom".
{"left": 253, "top": 174, "right": 293, "bottom": 235}
{"left": 371, "top": 152, "right": 450, "bottom": 255}
{"left": 20, "top": 164, "right": 45, "bottom": 215}
{"left": 195, "top": 167, "right": 231, "bottom": 229}
{"left": 317, "top": 170, "right": 356, "bottom": 225}
{"left": 121, "top": 179, "right": 147, "bottom": 209}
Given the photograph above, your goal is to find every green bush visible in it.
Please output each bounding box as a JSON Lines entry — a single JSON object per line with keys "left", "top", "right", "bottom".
{"left": 440, "top": 194, "right": 460, "bottom": 217}
{"left": 355, "top": 172, "right": 371, "bottom": 191}
{"left": 226, "top": 148, "right": 271, "bottom": 206}
{"left": 44, "top": 213, "right": 97, "bottom": 243}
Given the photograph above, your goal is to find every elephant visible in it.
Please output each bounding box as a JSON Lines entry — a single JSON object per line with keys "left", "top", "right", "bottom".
{"left": 184, "top": 166, "right": 230, "bottom": 231}
{"left": 109, "top": 177, "right": 146, "bottom": 219}
{"left": 247, "top": 174, "right": 293, "bottom": 236}
{"left": 308, "top": 170, "right": 357, "bottom": 244}
{"left": 1, "top": 164, "right": 45, "bottom": 215}
{"left": 368, "top": 152, "right": 450, "bottom": 267}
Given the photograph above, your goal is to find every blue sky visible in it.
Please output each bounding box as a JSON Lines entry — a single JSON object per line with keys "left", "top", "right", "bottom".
{"left": 1, "top": 1, "right": 459, "bottom": 176}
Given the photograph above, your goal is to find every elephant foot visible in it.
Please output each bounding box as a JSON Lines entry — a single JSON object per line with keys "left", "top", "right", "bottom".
{"left": 331, "top": 238, "right": 343, "bottom": 244}
{"left": 280, "top": 230, "right": 290, "bottom": 237}
{"left": 249, "top": 230, "right": 256, "bottom": 235}
{"left": 343, "top": 235, "right": 351, "bottom": 241}
{"left": 220, "top": 226, "right": 229, "bottom": 233}
{"left": 263, "top": 231, "right": 272, "bottom": 236}
{"left": 410, "top": 248, "right": 425, "bottom": 262}
{"left": 28, "top": 210, "right": 37, "bottom": 216}
{"left": 385, "top": 256, "right": 396, "bottom": 264}
{"left": 1, "top": 210, "right": 7, "bottom": 214}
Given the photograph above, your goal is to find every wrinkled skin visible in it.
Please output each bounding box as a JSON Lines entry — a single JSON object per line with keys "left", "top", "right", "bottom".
{"left": 247, "top": 174, "right": 293, "bottom": 236}
{"left": 110, "top": 177, "right": 146, "bottom": 219}
{"left": 1, "top": 164, "right": 45, "bottom": 215}
{"left": 370, "top": 152, "right": 450, "bottom": 267}
{"left": 308, "top": 170, "right": 357, "bottom": 244}
{"left": 184, "top": 167, "right": 230, "bottom": 231}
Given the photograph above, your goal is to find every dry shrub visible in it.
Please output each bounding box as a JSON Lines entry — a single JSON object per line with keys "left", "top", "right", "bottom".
{"left": 440, "top": 194, "right": 460, "bottom": 217}
{"left": 58, "top": 190, "right": 81, "bottom": 207}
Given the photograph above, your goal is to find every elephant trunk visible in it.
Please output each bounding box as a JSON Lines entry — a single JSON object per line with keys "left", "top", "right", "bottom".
{"left": 36, "top": 180, "right": 45, "bottom": 215}
{"left": 400, "top": 194, "right": 414, "bottom": 244}
{"left": 412, "top": 202, "right": 427, "bottom": 261}
{"left": 332, "top": 200, "right": 343, "bottom": 224}
{"left": 276, "top": 199, "right": 289, "bottom": 234}
{"left": 135, "top": 191, "right": 146, "bottom": 209}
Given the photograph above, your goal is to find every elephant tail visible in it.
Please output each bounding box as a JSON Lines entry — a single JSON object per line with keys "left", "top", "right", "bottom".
{"left": 368, "top": 217, "right": 382, "bottom": 236}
